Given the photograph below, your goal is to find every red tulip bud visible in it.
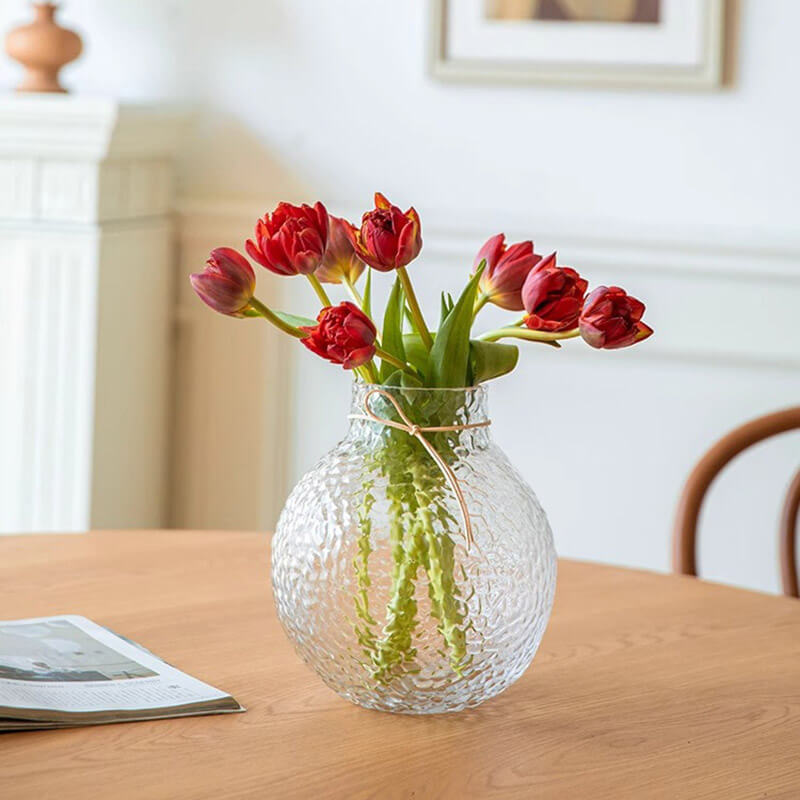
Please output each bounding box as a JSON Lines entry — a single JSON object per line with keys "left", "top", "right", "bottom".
{"left": 579, "top": 286, "right": 653, "bottom": 349}
{"left": 246, "top": 201, "right": 329, "bottom": 276}
{"left": 315, "top": 216, "right": 366, "bottom": 285}
{"left": 348, "top": 192, "right": 422, "bottom": 272}
{"left": 522, "top": 253, "right": 588, "bottom": 332}
{"left": 190, "top": 247, "right": 255, "bottom": 317}
{"left": 473, "top": 233, "right": 542, "bottom": 311}
{"left": 300, "top": 301, "right": 377, "bottom": 369}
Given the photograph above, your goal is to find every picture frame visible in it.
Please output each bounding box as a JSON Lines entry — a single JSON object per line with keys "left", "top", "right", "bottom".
{"left": 429, "top": 0, "right": 726, "bottom": 89}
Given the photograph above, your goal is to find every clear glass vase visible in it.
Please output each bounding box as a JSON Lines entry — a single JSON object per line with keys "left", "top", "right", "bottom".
{"left": 271, "top": 383, "right": 557, "bottom": 714}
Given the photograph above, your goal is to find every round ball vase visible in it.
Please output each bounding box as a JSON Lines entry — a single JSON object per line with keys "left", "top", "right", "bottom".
{"left": 4, "top": 3, "right": 83, "bottom": 93}
{"left": 271, "top": 383, "right": 557, "bottom": 714}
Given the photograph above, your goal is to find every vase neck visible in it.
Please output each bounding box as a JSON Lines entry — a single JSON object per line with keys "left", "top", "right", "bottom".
{"left": 347, "top": 383, "right": 491, "bottom": 450}
{"left": 34, "top": 4, "right": 58, "bottom": 22}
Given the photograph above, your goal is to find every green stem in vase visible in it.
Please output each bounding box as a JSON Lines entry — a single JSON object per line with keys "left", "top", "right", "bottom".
{"left": 370, "top": 499, "right": 421, "bottom": 682}
{"left": 353, "top": 479, "right": 378, "bottom": 655}
{"left": 366, "top": 435, "right": 422, "bottom": 683}
{"left": 410, "top": 460, "right": 468, "bottom": 675}
{"left": 365, "top": 419, "right": 470, "bottom": 684}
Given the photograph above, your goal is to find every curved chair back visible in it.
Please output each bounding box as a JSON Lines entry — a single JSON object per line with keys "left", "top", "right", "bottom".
{"left": 672, "top": 407, "right": 800, "bottom": 597}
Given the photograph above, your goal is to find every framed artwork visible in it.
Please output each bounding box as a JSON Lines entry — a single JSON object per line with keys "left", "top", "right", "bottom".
{"left": 429, "top": 0, "right": 725, "bottom": 89}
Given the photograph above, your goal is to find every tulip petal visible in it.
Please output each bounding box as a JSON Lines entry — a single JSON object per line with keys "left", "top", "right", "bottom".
{"left": 210, "top": 246, "right": 255, "bottom": 276}
{"left": 535, "top": 251, "right": 557, "bottom": 272}
{"left": 246, "top": 238, "right": 271, "bottom": 269}
{"left": 190, "top": 272, "right": 248, "bottom": 317}
{"left": 313, "top": 201, "right": 330, "bottom": 247}
{"left": 315, "top": 216, "right": 366, "bottom": 283}
{"left": 264, "top": 236, "right": 294, "bottom": 275}
{"left": 474, "top": 233, "right": 506, "bottom": 274}
{"left": 579, "top": 319, "right": 605, "bottom": 348}
{"left": 395, "top": 214, "right": 422, "bottom": 268}
{"left": 490, "top": 291, "right": 526, "bottom": 312}
{"left": 342, "top": 345, "right": 376, "bottom": 370}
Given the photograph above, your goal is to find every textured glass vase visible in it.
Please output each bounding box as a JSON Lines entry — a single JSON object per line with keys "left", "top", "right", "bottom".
{"left": 271, "top": 383, "right": 557, "bottom": 714}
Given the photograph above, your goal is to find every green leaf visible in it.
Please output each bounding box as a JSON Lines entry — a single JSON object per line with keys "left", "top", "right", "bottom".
{"left": 427, "top": 265, "right": 484, "bottom": 388}
{"left": 402, "top": 333, "right": 430, "bottom": 380}
{"left": 400, "top": 370, "right": 423, "bottom": 389}
{"left": 381, "top": 368, "right": 422, "bottom": 391}
{"left": 468, "top": 340, "right": 519, "bottom": 384}
{"left": 274, "top": 310, "right": 316, "bottom": 328}
{"left": 380, "top": 277, "right": 406, "bottom": 382}
{"left": 439, "top": 292, "right": 454, "bottom": 329}
{"left": 361, "top": 269, "right": 372, "bottom": 317}
{"left": 382, "top": 368, "right": 403, "bottom": 387}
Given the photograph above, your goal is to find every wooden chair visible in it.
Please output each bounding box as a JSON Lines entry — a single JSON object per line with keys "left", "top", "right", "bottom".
{"left": 673, "top": 407, "right": 800, "bottom": 597}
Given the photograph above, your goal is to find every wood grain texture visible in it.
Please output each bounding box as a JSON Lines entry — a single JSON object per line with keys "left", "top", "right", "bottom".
{"left": 1, "top": 530, "right": 799, "bottom": 799}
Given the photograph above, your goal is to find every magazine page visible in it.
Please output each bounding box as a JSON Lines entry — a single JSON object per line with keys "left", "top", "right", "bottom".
{"left": 0, "top": 615, "right": 241, "bottom": 716}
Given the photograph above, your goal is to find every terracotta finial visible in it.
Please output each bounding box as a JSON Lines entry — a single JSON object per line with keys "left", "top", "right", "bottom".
{"left": 4, "top": 3, "right": 83, "bottom": 93}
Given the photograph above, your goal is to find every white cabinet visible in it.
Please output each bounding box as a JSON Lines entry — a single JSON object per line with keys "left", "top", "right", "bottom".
{"left": 0, "top": 96, "right": 183, "bottom": 532}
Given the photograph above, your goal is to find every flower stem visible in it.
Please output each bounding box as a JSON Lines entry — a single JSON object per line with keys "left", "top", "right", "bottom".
{"left": 352, "top": 479, "right": 377, "bottom": 657}
{"left": 472, "top": 293, "right": 490, "bottom": 322}
{"left": 410, "top": 463, "right": 467, "bottom": 675}
{"left": 363, "top": 360, "right": 380, "bottom": 384}
{"left": 374, "top": 347, "right": 416, "bottom": 376}
{"left": 478, "top": 327, "right": 579, "bottom": 346}
{"left": 397, "top": 266, "right": 433, "bottom": 351}
{"left": 307, "top": 274, "right": 332, "bottom": 307}
{"left": 248, "top": 297, "right": 307, "bottom": 339}
{"left": 342, "top": 275, "right": 362, "bottom": 306}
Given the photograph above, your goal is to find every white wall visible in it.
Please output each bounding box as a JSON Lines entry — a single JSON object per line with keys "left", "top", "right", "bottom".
{"left": 3, "top": 1, "right": 799, "bottom": 592}
{"left": 3, "top": 1, "right": 798, "bottom": 231}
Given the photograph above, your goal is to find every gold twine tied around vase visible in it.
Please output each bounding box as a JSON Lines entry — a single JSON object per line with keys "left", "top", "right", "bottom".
{"left": 348, "top": 387, "right": 492, "bottom": 549}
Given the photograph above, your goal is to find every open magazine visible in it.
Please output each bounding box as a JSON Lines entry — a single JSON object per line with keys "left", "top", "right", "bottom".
{"left": 0, "top": 615, "right": 243, "bottom": 731}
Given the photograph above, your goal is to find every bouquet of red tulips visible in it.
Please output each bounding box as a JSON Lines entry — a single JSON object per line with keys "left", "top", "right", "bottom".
{"left": 192, "top": 192, "right": 652, "bottom": 682}
{"left": 192, "top": 193, "right": 651, "bottom": 382}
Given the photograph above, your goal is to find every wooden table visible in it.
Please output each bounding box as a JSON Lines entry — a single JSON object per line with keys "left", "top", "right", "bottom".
{"left": 1, "top": 531, "right": 799, "bottom": 799}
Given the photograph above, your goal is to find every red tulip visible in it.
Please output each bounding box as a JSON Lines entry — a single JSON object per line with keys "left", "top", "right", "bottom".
{"left": 474, "top": 233, "right": 542, "bottom": 311}
{"left": 522, "top": 252, "right": 588, "bottom": 332}
{"left": 246, "top": 201, "right": 329, "bottom": 276}
{"left": 300, "top": 301, "right": 377, "bottom": 369}
{"left": 190, "top": 247, "right": 255, "bottom": 317}
{"left": 579, "top": 286, "right": 653, "bottom": 349}
{"left": 348, "top": 192, "right": 422, "bottom": 272}
{"left": 315, "top": 216, "right": 366, "bottom": 285}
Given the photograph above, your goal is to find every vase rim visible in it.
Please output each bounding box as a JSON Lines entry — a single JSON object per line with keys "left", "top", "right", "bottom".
{"left": 355, "top": 381, "right": 488, "bottom": 394}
